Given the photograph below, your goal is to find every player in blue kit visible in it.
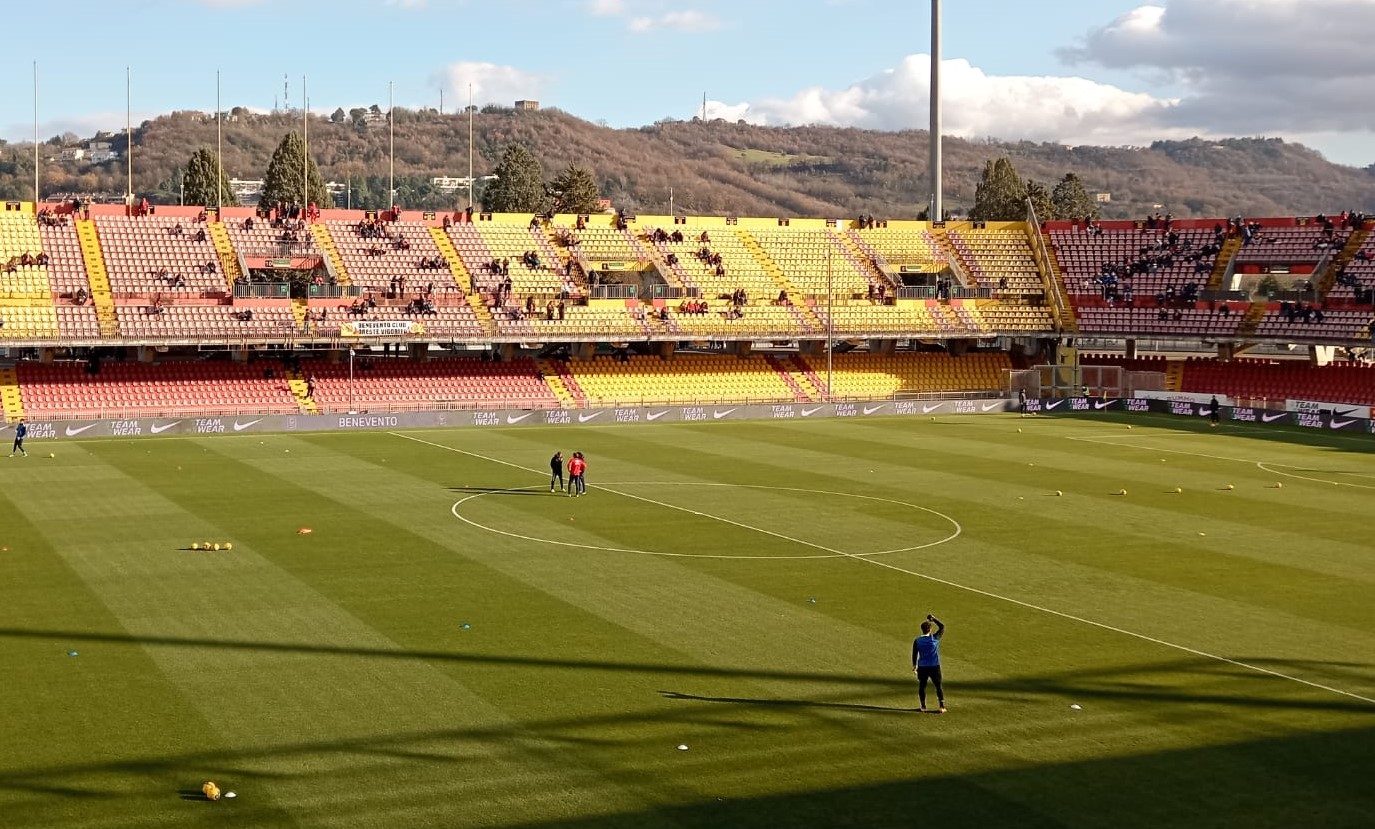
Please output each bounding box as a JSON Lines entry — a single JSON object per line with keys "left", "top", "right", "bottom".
{"left": 912, "top": 613, "right": 946, "bottom": 713}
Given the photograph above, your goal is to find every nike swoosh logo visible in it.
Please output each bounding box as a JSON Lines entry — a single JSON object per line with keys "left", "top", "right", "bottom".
{"left": 713, "top": 408, "right": 738, "bottom": 419}
{"left": 1262, "top": 413, "right": 1287, "bottom": 423}
{"left": 864, "top": 405, "right": 886, "bottom": 415}
{"left": 801, "top": 406, "right": 824, "bottom": 417}
{"left": 921, "top": 404, "right": 942, "bottom": 414}
{"left": 233, "top": 419, "right": 264, "bottom": 432}
{"left": 1331, "top": 418, "right": 1356, "bottom": 429}
{"left": 506, "top": 413, "right": 534, "bottom": 424}
{"left": 1045, "top": 400, "right": 1065, "bottom": 410}
{"left": 65, "top": 424, "right": 98, "bottom": 436}
{"left": 150, "top": 421, "right": 182, "bottom": 434}
{"left": 1093, "top": 400, "right": 1114, "bottom": 410}
{"left": 578, "top": 412, "right": 604, "bottom": 423}
{"left": 981, "top": 402, "right": 1001, "bottom": 412}
{"left": 646, "top": 410, "right": 669, "bottom": 421}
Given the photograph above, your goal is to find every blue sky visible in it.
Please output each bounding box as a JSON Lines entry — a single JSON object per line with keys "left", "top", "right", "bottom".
{"left": 4, "top": 0, "right": 1373, "bottom": 167}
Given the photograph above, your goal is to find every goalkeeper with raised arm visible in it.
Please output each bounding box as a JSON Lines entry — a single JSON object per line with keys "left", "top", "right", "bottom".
{"left": 912, "top": 613, "right": 947, "bottom": 713}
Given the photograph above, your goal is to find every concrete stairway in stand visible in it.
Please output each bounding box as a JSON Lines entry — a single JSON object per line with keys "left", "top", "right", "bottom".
{"left": 75, "top": 219, "right": 119, "bottom": 338}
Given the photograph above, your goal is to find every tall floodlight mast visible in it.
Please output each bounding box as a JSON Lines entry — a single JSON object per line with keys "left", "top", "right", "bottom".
{"left": 929, "top": 0, "right": 942, "bottom": 221}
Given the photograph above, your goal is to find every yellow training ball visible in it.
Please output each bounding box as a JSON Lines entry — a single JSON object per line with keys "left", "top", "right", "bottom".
{"left": 1126, "top": 425, "right": 1133, "bottom": 429}
{"left": 191, "top": 543, "right": 201, "bottom": 550}
{"left": 1274, "top": 482, "right": 1283, "bottom": 489}
{"left": 48, "top": 452, "right": 55, "bottom": 459}
{"left": 212, "top": 543, "right": 221, "bottom": 551}
{"left": 1054, "top": 490, "right": 1063, "bottom": 497}
{"left": 1174, "top": 487, "right": 1183, "bottom": 494}
{"left": 224, "top": 543, "right": 233, "bottom": 551}
{"left": 1118, "top": 489, "right": 1127, "bottom": 496}
{"left": 1225, "top": 484, "right": 1235, "bottom": 491}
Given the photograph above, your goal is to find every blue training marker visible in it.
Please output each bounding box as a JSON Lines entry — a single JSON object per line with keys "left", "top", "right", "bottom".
{"left": 67, "top": 650, "right": 79, "bottom": 657}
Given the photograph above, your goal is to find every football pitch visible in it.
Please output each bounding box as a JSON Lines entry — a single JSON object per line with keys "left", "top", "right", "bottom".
{"left": 2, "top": 413, "right": 1373, "bottom": 829}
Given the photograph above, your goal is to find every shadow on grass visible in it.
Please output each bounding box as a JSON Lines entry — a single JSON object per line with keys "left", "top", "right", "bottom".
{"left": 0, "top": 627, "right": 1371, "bottom": 828}
{"left": 0, "top": 626, "right": 1369, "bottom": 713}
{"left": 661, "top": 690, "right": 915, "bottom": 714}
{"left": 1059, "top": 410, "right": 1375, "bottom": 456}
{"left": 448, "top": 486, "right": 547, "bottom": 496}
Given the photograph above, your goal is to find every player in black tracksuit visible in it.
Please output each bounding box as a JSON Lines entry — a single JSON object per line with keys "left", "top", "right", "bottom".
{"left": 9, "top": 419, "right": 27, "bottom": 458}
{"left": 550, "top": 451, "right": 564, "bottom": 492}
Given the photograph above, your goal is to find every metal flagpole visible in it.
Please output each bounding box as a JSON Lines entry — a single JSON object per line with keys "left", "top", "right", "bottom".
{"left": 302, "top": 75, "right": 308, "bottom": 211}
{"left": 467, "top": 84, "right": 473, "bottom": 209}
{"left": 126, "top": 67, "right": 133, "bottom": 206}
{"left": 929, "top": 0, "right": 943, "bottom": 221}
{"left": 32, "top": 62, "right": 39, "bottom": 204}
{"left": 216, "top": 70, "right": 223, "bottom": 212}
{"left": 827, "top": 245, "right": 834, "bottom": 402}
{"left": 389, "top": 81, "right": 395, "bottom": 211}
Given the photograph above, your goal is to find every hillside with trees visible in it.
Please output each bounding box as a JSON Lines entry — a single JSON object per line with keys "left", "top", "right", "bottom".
{"left": 1, "top": 105, "right": 1372, "bottom": 219}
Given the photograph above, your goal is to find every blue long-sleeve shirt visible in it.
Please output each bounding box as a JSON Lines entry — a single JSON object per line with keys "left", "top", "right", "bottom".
{"left": 912, "top": 618, "right": 944, "bottom": 668}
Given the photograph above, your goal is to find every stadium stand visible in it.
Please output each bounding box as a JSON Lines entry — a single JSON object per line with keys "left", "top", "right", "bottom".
{"left": 1050, "top": 225, "right": 1224, "bottom": 299}
{"left": 10, "top": 202, "right": 1375, "bottom": 428}
{"left": 95, "top": 215, "right": 229, "bottom": 295}
{"left": 35, "top": 215, "right": 93, "bottom": 297}
{"left": 794, "top": 351, "right": 1011, "bottom": 399}
{"left": 113, "top": 302, "right": 297, "bottom": 341}
{"left": 1074, "top": 305, "right": 1244, "bottom": 337}
{"left": 649, "top": 225, "right": 787, "bottom": 302}
{"left": 327, "top": 296, "right": 486, "bottom": 340}
{"left": 1254, "top": 306, "right": 1371, "bottom": 342}
{"left": 302, "top": 356, "right": 560, "bottom": 411}
{"left": 16, "top": 360, "right": 301, "bottom": 419}
{"left": 324, "top": 219, "right": 457, "bottom": 294}
{"left": 1233, "top": 224, "right": 1349, "bottom": 267}
{"left": 848, "top": 225, "right": 942, "bottom": 273}
{"left": 1, "top": 211, "right": 51, "bottom": 297}
{"left": 567, "top": 354, "right": 803, "bottom": 405}
{"left": 748, "top": 228, "right": 873, "bottom": 299}
{"left": 1179, "top": 357, "right": 1375, "bottom": 407}
{"left": 0, "top": 210, "right": 60, "bottom": 340}
{"left": 947, "top": 227, "right": 1043, "bottom": 294}
{"left": 224, "top": 215, "right": 322, "bottom": 264}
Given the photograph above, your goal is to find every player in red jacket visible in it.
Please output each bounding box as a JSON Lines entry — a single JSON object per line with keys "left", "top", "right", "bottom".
{"left": 568, "top": 452, "right": 587, "bottom": 497}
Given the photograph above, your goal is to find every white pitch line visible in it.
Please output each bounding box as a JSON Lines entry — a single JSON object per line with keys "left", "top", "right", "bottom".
{"left": 391, "top": 431, "right": 1375, "bottom": 707}
{"left": 1070, "top": 434, "right": 1375, "bottom": 489}
{"left": 1256, "top": 462, "right": 1375, "bottom": 490}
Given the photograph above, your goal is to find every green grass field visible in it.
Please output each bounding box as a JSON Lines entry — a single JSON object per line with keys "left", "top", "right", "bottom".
{"left": 2, "top": 413, "right": 1373, "bottom": 829}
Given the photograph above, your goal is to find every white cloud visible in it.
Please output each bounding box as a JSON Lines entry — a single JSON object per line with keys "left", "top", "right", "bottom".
{"left": 428, "top": 62, "right": 546, "bottom": 108}
{"left": 628, "top": 10, "right": 721, "bottom": 32}
{"left": 704, "top": 55, "right": 1184, "bottom": 147}
{"left": 179, "top": 0, "right": 269, "bottom": 7}
{"left": 1061, "top": 0, "right": 1375, "bottom": 133}
{"left": 586, "top": 0, "right": 719, "bottom": 32}
{"left": 4, "top": 111, "right": 161, "bottom": 145}
{"left": 585, "top": 0, "right": 626, "bottom": 14}
{"left": 698, "top": 1, "right": 1375, "bottom": 164}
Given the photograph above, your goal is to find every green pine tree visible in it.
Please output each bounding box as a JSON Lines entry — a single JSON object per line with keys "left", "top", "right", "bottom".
{"left": 259, "top": 131, "right": 332, "bottom": 209}
{"left": 1051, "top": 172, "right": 1099, "bottom": 221}
{"left": 182, "top": 148, "right": 237, "bottom": 207}
{"left": 1026, "top": 178, "right": 1055, "bottom": 222}
{"left": 969, "top": 157, "right": 1028, "bottom": 222}
{"left": 483, "top": 144, "right": 548, "bottom": 213}
{"left": 549, "top": 164, "right": 601, "bottom": 214}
